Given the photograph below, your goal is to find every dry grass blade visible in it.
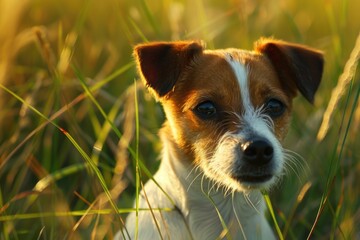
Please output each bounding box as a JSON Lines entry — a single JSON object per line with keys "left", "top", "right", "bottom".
{"left": 317, "top": 32, "right": 360, "bottom": 141}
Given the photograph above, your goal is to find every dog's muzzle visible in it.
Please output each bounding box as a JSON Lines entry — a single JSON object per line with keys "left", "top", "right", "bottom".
{"left": 233, "top": 137, "right": 275, "bottom": 184}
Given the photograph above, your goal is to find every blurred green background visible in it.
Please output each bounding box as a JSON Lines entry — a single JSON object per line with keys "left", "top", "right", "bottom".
{"left": 0, "top": 0, "right": 359, "bottom": 239}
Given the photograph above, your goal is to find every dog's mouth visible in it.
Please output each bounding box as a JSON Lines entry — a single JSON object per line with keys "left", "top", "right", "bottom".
{"left": 231, "top": 164, "right": 275, "bottom": 187}
{"left": 233, "top": 174, "right": 273, "bottom": 183}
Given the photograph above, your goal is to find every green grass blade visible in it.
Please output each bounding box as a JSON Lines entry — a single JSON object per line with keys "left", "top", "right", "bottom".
{"left": 91, "top": 62, "right": 135, "bottom": 92}
{"left": 263, "top": 192, "right": 284, "bottom": 240}
{"left": 61, "top": 131, "right": 117, "bottom": 209}
{"left": 34, "top": 163, "right": 88, "bottom": 192}
{"left": 330, "top": 74, "right": 360, "bottom": 237}
{"left": 72, "top": 65, "right": 123, "bottom": 140}
{"left": 128, "top": 17, "right": 149, "bottom": 43}
{"left": 138, "top": 0, "right": 160, "bottom": 36}
{"left": 134, "top": 79, "right": 140, "bottom": 239}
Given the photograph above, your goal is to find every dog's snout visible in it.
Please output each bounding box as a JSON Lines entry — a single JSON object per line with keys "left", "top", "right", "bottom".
{"left": 241, "top": 138, "right": 274, "bottom": 165}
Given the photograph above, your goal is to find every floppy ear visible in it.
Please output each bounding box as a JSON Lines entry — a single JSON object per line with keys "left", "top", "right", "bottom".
{"left": 133, "top": 41, "right": 204, "bottom": 99}
{"left": 256, "top": 39, "right": 324, "bottom": 103}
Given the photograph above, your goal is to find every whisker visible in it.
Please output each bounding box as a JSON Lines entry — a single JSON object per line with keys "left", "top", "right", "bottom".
{"left": 186, "top": 167, "right": 203, "bottom": 192}
{"left": 223, "top": 186, "right": 233, "bottom": 197}
{"left": 284, "top": 149, "right": 309, "bottom": 170}
{"left": 283, "top": 148, "right": 309, "bottom": 182}
{"left": 243, "top": 193, "right": 261, "bottom": 215}
{"left": 208, "top": 179, "right": 219, "bottom": 194}
{"left": 186, "top": 164, "right": 200, "bottom": 180}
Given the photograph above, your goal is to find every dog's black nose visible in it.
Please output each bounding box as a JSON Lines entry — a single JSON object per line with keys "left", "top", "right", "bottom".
{"left": 241, "top": 138, "right": 273, "bottom": 165}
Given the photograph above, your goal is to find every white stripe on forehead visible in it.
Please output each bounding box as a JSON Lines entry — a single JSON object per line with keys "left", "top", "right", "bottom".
{"left": 224, "top": 53, "right": 254, "bottom": 113}
{"left": 223, "top": 52, "right": 277, "bottom": 139}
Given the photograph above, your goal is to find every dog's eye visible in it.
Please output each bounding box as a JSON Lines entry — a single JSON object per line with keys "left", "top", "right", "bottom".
{"left": 194, "top": 101, "right": 217, "bottom": 119}
{"left": 263, "top": 99, "right": 285, "bottom": 118}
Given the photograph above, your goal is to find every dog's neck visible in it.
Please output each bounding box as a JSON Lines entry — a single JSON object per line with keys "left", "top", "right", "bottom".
{"left": 158, "top": 124, "right": 267, "bottom": 239}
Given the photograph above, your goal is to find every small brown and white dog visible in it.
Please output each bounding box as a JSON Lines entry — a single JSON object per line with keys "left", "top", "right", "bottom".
{"left": 116, "top": 38, "right": 324, "bottom": 239}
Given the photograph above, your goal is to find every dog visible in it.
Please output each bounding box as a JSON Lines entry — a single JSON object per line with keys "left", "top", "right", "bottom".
{"left": 116, "top": 38, "right": 324, "bottom": 240}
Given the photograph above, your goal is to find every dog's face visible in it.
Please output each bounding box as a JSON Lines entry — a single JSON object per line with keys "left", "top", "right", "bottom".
{"left": 134, "top": 39, "right": 323, "bottom": 192}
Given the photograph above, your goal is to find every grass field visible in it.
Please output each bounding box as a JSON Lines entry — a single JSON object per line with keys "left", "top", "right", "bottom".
{"left": 0, "top": 0, "right": 359, "bottom": 239}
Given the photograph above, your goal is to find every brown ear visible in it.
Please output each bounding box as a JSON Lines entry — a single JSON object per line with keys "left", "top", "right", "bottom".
{"left": 133, "top": 41, "right": 204, "bottom": 99}
{"left": 256, "top": 39, "right": 324, "bottom": 103}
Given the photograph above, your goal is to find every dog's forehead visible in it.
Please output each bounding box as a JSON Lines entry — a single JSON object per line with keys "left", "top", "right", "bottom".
{"left": 215, "top": 48, "right": 286, "bottom": 106}
{"left": 175, "top": 48, "right": 285, "bottom": 110}
{"left": 198, "top": 48, "right": 282, "bottom": 90}
{"left": 208, "top": 48, "right": 280, "bottom": 81}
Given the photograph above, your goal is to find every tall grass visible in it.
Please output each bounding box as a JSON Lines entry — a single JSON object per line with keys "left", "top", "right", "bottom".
{"left": 0, "top": 0, "right": 359, "bottom": 239}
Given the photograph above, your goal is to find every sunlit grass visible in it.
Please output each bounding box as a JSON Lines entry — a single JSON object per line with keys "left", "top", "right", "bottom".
{"left": 0, "top": 0, "right": 359, "bottom": 239}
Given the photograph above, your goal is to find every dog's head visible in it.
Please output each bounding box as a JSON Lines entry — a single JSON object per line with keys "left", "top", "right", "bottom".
{"left": 133, "top": 39, "right": 323, "bottom": 192}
